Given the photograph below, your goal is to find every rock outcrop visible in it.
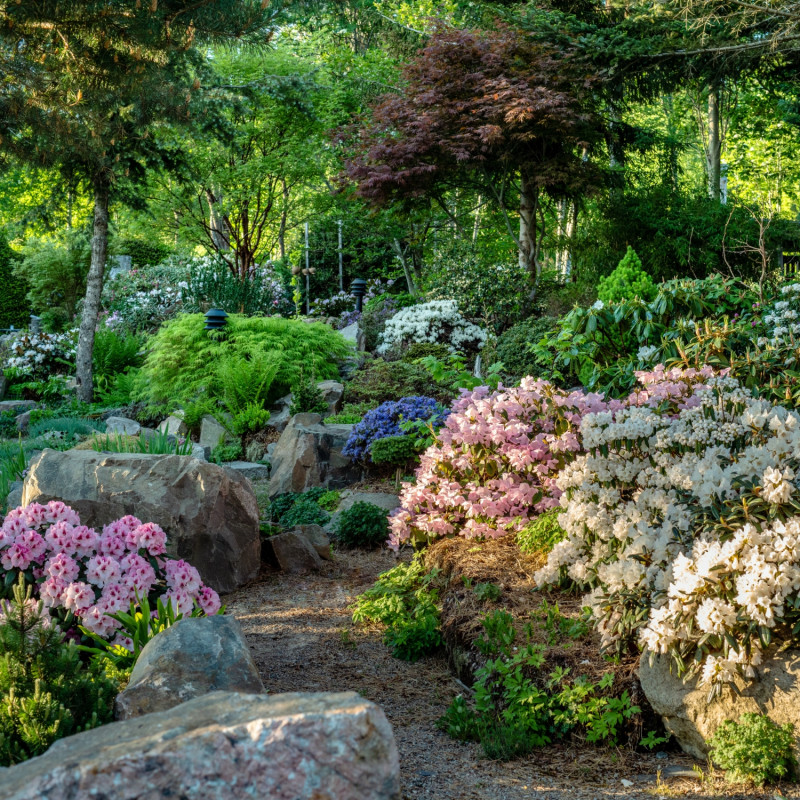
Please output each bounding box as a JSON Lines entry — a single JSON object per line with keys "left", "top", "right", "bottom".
{"left": 115, "top": 616, "right": 264, "bottom": 720}
{"left": 22, "top": 449, "right": 260, "bottom": 593}
{"left": 0, "top": 691, "right": 401, "bottom": 800}
{"left": 639, "top": 648, "right": 800, "bottom": 759}
{"left": 268, "top": 413, "right": 358, "bottom": 497}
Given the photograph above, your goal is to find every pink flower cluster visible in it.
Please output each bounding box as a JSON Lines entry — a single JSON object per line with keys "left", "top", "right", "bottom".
{"left": 389, "top": 368, "right": 717, "bottom": 550}
{"left": 389, "top": 378, "right": 608, "bottom": 549}
{"left": 0, "top": 502, "right": 221, "bottom": 646}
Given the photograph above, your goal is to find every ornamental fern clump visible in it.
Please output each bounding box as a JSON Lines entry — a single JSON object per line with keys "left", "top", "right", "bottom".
{"left": 136, "top": 313, "right": 351, "bottom": 408}
{"left": 597, "top": 246, "right": 656, "bottom": 304}
{"left": 0, "top": 577, "right": 117, "bottom": 766}
{"left": 334, "top": 502, "right": 389, "bottom": 549}
{"left": 709, "top": 714, "right": 796, "bottom": 786}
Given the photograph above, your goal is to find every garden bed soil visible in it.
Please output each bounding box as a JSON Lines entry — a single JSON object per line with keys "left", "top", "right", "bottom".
{"left": 224, "top": 545, "right": 798, "bottom": 800}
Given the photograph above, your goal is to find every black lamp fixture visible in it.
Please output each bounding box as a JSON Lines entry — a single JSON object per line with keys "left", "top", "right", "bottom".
{"left": 204, "top": 308, "right": 229, "bottom": 331}
{"left": 351, "top": 278, "right": 367, "bottom": 313}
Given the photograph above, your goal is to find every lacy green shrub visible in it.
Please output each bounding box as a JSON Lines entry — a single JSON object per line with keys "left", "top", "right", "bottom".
{"left": 709, "top": 714, "right": 796, "bottom": 786}
{"left": 0, "top": 236, "right": 29, "bottom": 330}
{"left": 516, "top": 510, "right": 566, "bottom": 555}
{"left": 352, "top": 557, "right": 442, "bottom": 661}
{"left": 317, "top": 490, "right": 341, "bottom": 512}
{"left": 334, "top": 501, "right": 389, "bottom": 549}
{"left": 0, "top": 578, "right": 117, "bottom": 766}
{"left": 402, "top": 342, "right": 451, "bottom": 363}
{"left": 597, "top": 246, "right": 655, "bottom": 304}
{"left": 137, "top": 314, "right": 351, "bottom": 407}
{"left": 438, "top": 610, "right": 639, "bottom": 760}
{"left": 326, "top": 402, "right": 376, "bottom": 424}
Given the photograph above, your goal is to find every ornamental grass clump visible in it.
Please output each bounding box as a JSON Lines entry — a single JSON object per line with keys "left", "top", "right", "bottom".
{"left": 536, "top": 365, "right": 800, "bottom": 693}
{"left": 0, "top": 502, "right": 221, "bottom": 655}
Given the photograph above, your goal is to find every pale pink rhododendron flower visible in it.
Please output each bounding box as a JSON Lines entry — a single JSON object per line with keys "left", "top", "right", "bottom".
{"left": 0, "top": 501, "right": 221, "bottom": 641}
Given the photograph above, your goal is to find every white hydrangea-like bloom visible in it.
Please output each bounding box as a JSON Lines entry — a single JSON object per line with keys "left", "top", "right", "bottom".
{"left": 377, "top": 299, "right": 487, "bottom": 355}
{"left": 761, "top": 466, "right": 795, "bottom": 505}
{"left": 637, "top": 345, "right": 659, "bottom": 362}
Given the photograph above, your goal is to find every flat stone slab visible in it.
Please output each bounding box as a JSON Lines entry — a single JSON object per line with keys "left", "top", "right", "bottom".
{"left": 0, "top": 400, "right": 36, "bottom": 414}
{"left": 338, "top": 491, "right": 400, "bottom": 513}
{"left": 0, "top": 691, "right": 401, "bottom": 800}
{"left": 224, "top": 461, "right": 270, "bottom": 481}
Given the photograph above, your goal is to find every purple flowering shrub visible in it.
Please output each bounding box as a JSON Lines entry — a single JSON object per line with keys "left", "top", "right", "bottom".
{"left": 343, "top": 396, "right": 450, "bottom": 463}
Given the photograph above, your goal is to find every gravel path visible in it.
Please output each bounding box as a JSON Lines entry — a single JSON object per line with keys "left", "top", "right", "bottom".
{"left": 225, "top": 550, "right": 799, "bottom": 800}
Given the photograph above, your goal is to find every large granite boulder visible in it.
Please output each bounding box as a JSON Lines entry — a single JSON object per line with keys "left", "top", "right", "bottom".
{"left": 0, "top": 400, "right": 35, "bottom": 415}
{"left": 639, "top": 649, "right": 800, "bottom": 759}
{"left": 199, "top": 414, "right": 230, "bottom": 450}
{"left": 21, "top": 449, "right": 260, "bottom": 594}
{"left": 105, "top": 416, "right": 141, "bottom": 436}
{"left": 0, "top": 691, "right": 400, "bottom": 800}
{"left": 267, "top": 529, "right": 324, "bottom": 573}
{"left": 115, "top": 616, "right": 263, "bottom": 720}
{"left": 268, "top": 413, "right": 359, "bottom": 497}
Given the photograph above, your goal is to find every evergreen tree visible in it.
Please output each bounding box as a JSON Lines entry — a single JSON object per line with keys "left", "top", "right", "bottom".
{"left": 0, "top": 1, "right": 280, "bottom": 401}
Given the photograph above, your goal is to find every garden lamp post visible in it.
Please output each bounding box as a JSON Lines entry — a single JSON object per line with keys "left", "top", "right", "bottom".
{"left": 204, "top": 308, "right": 229, "bottom": 331}
{"left": 351, "top": 278, "right": 367, "bottom": 313}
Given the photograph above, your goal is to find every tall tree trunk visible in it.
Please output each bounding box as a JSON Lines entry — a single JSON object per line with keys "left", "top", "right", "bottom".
{"left": 392, "top": 238, "right": 418, "bottom": 296}
{"left": 707, "top": 83, "right": 721, "bottom": 202}
{"left": 75, "top": 177, "right": 109, "bottom": 404}
{"left": 564, "top": 202, "right": 578, "bottom": 280}
{"left": 278, "top": 178, "right": 289, "bottom": 260}
{"left": 518, "top": 170, "right": 539, "bottom": 285}
{"left": 206, "top": 187, "right": 230, "bottom": 254}
{"left": 472, "top": 194, "right": 482, "bottom": 245}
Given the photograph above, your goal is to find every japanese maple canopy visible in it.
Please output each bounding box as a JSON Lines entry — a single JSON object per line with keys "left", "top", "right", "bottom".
{"left": 346, "top": 25, "right": 603, "bottom": 208}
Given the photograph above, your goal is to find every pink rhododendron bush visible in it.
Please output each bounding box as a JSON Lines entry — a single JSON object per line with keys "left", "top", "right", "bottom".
{"left": 535, "top": 371, "right": 800, "bottom": 693}
{"left": 0, "top": 501, "right": 221, "bottom": 652}
{"left": 389, "top": 367, "right": 711, "bottom": 550}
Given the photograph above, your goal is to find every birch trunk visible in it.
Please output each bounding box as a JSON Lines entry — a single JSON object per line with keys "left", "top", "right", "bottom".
{"left": 707, "top": 84, "right": 721, "bottom": 202}
{"left": 518, "top": 170, "right": 539, "bottom": 285}
{"left": 75, "top": 178, "right": 109, "bottom": 404}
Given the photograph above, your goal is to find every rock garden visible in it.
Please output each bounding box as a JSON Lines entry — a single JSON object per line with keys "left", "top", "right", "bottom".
{"left": 4, "top": 2, "right": 800, "bottom": 797}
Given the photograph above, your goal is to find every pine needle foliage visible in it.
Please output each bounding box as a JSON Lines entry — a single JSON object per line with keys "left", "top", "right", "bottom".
{"left": 0, "top": 577, "right": 116, "bottom": 766}
{"left": 136, "top": 313, "right": 352, "bottom": 407}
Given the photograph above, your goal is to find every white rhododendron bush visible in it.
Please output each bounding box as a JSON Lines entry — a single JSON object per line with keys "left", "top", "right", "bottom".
{"left": 536, "top": 369, "right": 800, "bottom": 692}
{"left": 377, "top": 299, "right": 487, "bottom": 355}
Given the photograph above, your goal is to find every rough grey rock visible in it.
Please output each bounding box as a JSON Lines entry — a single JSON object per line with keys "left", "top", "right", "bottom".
{"left": 224, "top": 461, "right": 270, "bottom": 481}
{"left": 0, "top": 400, "right": 35, "bottom": 415}
{"left": 22, "top": 450, "right": 260, "bottom": 594}
{"left": 190, "top": 442, "right": 207, "bottom": 461}
{"left": 115, "top": 616, "right": 263, "bottom": 720}
{"left": 5, "top": 481, "right": 22, "bottom": 510}
{"left": 157, "top": 412, "right": 187, "bottom": 436}
{"left": 267, "top": 394, "right": 293, "bottom": 433}
{"left": 104, "top": 416, "right": 141, "bottom": 436}
{"left": 199, "top": 414, "right": 229, "bottom": 450}
{"left": 268, "top": 414, "right": 358, "bottom": 497}
{"left": 267, "top": 529, "right": 324, "bottom": 573}
{"left": 0, "top": 691, "right": 400, "bottom": 800}
{"left": 295, "top": 524, "right": 333, "bottom": 560}
{"left": 639, "top": 648, "right": 800, "bottom": 759}
{"left": 14, "top": 410, "right": 32, "bottom": 434}
{"left": 317, "top": 379, "right": 344, "bottom": 417}
{"left": 340, "top": 321, "right": 366, "bottom": 351}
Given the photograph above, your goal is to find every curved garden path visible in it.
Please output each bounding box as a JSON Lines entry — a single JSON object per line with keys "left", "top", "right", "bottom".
{"left": 224, "top": 549, "right": 793, "bottom": 800}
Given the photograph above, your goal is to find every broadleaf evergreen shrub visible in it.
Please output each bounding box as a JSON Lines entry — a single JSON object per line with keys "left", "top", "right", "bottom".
{"left": 334, "top": 501, "right": 389, "bottom": 549}
{"left": 289, "top": 370, "right": 328, "bottom": 416}
{"left": 343, "top": 357, "right": 450, "bottom": 406}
